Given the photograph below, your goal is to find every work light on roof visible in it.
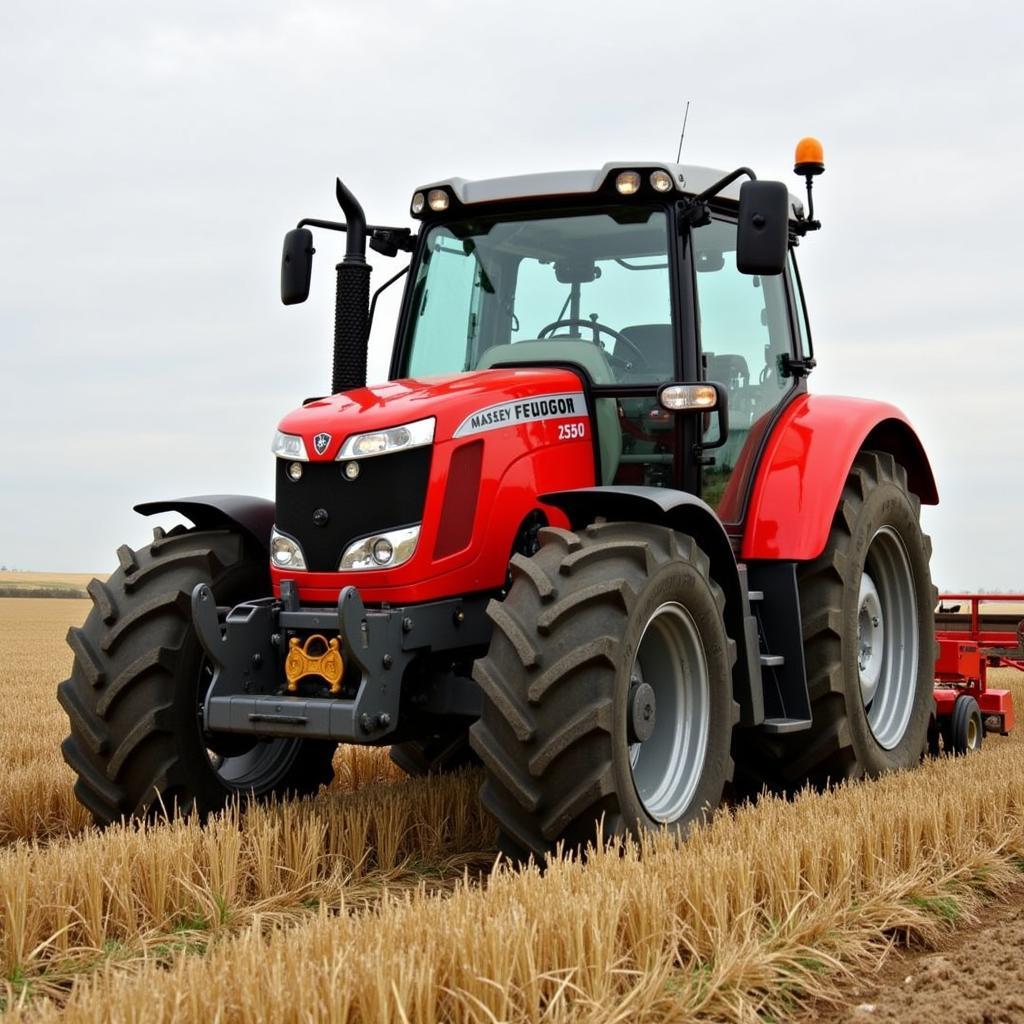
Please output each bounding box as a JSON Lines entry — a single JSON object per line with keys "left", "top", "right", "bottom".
{"left": 427, "top": 189, "right": 449, "bottom": 212}
{"left": 411, "top": 192, "right": 425, "bottom": 215}
{"left": 615, "top": 171, "right": 641, "bottom": 195}
{"left": 649, "top": 170, "right": 674, "bottom": 193}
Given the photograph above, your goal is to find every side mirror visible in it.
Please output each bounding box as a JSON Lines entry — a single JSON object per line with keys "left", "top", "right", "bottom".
{"left": 736, "top": 180, "right": 789, "bottom": 276}
{"left": 281, "top": 228, "right": 315, "bottom": 305}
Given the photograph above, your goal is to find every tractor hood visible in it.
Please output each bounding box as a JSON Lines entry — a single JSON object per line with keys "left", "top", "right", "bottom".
{"left": 276, "top": 367, "right": 588, "bottom": 459}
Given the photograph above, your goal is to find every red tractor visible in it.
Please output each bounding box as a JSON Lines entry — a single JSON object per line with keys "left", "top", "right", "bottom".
{"left": 59, "top": 140, "right": 940, "bottom": 860}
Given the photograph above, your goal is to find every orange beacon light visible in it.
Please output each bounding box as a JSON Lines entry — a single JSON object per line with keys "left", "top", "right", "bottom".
{"left": 794, "top": 137, "right": 825, "bottom": 177}
{"left": 793, "top": 137, "right": 825, "bottom": 232}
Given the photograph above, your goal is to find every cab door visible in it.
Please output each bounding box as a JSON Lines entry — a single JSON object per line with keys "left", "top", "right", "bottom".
{"left": 690, "top": 216, "right": 802, "bottom": 521}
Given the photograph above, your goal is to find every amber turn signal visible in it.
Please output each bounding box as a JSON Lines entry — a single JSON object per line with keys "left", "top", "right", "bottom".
{"left": 794, "top": 137, "right": 825, "bottom": 176}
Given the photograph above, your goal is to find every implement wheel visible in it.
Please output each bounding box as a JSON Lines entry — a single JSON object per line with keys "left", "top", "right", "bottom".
{"left": 746, "top": 451, "right": 935, "bottom": 789}
{"left": 58, "top": 526, "right": 336, "bottom": 825}
{"left": 950, "top": 695, "right": 983, "bottom": 755}
{"left": 470, "top": 521, "right": 737, "bottom": 862}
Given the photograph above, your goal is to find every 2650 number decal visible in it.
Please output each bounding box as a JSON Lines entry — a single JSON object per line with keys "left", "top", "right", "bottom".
{"left": 557, "top": 422, "right": 587, "bottom": 440}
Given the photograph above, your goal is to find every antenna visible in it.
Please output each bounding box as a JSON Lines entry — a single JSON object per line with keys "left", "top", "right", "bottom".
{"left": 675, "top": 101, "right": 691, "bottom": 163}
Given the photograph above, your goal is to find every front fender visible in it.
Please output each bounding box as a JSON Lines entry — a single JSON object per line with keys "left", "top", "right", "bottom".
{"left": 541, "top": 485, "right": 761, "bottom": 723}
{"left": 134, "top": 494, "right": 274, "bottom": 555}
{"left": 741, "top": 394, "right": 938, "bottom": 561}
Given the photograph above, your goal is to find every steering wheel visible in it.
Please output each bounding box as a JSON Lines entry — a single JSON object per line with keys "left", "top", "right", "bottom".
{"left": 537, "top": 317, "right": 649, "bottom": 370}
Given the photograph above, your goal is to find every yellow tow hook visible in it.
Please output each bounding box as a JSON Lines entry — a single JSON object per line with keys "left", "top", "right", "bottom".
{"left": 284, "top": 635, "right": 344, "bottom": 694}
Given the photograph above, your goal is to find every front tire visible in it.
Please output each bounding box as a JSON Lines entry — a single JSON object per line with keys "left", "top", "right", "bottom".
{"left": 58, "top": 526, "right": 336, "bottom": 826}
{"left": 470, "top": 522, "right": 737, "bottom": 862}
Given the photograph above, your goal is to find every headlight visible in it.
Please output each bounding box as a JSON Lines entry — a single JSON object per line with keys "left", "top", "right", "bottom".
{"left": 339, "top": 525, "right": 420, "bottom": 571}
{"left": 272, "top": 431, "right": 308, "bottom": 461}
{"left": 270, "top": 527, "right": 307, "bottom": 570}
{"left": 337, "top": 417, "right": 435, "bottom": 460}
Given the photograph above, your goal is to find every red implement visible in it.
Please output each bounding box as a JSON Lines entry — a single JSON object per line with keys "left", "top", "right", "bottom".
{"left": 934, "top": 593, "right": 1024, "bottom": 738}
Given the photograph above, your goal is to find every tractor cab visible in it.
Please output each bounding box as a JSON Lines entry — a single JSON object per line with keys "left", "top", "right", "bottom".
{"left": 392, "top": 164, "right": 811, "bottom": 516}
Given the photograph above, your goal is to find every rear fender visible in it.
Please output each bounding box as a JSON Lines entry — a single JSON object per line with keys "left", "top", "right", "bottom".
{"left": 741, "top": 395, "right": 938, "bottom": 562}
{"left": 542, "top": 486, "right": 761, "bottom": 725}
{"left": 134, "top": 495, "right": 274, "bottom": 555}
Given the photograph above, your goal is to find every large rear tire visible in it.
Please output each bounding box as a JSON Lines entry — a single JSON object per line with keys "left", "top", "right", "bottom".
{"left": 58, "top": 526, "right": 336, "bottom": 826}
{"left": 469, "top": 521, "right": 738, "bottom": 862}
{"left": 748, "top": 451, "right": 935, "bottom": 788}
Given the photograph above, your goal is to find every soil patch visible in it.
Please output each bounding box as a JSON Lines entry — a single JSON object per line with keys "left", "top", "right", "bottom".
{"left": 820, "top": 885, "right": 1024, "bottom": 1024}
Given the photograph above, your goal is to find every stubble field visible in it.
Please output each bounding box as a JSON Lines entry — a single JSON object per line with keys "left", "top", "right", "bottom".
{"left": 3, "top": 591, "right": 1024, "bottom": 1022}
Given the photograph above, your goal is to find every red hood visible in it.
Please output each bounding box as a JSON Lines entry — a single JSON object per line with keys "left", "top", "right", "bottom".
{"left": 277, "top": 367, "right": 585, "bottom": 458}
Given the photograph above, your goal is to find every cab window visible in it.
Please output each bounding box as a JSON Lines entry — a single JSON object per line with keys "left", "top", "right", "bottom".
{"left": 406, "top": 238, "right": 482, "bottom": 376}
{"left": 693, "top": 218, "right": 797, "bottom": 515}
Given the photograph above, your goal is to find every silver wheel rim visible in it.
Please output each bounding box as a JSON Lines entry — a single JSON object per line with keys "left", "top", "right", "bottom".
{"left": 628, "top": 602, "right": 710, "bottom": 823}
{"left": 860, "top": 526, "right": 919, "bottom": 749}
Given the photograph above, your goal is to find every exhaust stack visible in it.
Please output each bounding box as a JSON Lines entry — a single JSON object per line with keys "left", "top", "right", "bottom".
{"left": 332, "top": 178, "right": 371, "bottom": 394}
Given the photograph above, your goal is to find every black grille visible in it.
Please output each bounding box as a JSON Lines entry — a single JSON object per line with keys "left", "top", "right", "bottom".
{"left": 275, "top": 447, "right": 432, "bottom": 572}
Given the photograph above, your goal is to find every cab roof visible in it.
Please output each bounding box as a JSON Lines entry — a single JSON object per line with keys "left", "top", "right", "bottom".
{"left": 416, "top": 162, "right": 805, "bottom": 219}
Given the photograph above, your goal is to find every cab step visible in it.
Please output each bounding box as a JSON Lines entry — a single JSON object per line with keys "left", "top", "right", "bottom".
{"left": 760, "top": 717, "right": 813, "bottom": 734}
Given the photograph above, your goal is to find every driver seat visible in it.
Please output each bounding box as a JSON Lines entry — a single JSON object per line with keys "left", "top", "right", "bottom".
{"left": 614, "top": 324, "right": 675, "bottom": 377}
{"left": 476, "top": 339, "right": 621, "bottom": 483}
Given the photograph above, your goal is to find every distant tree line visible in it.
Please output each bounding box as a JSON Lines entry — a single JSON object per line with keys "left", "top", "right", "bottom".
{"left": 0, "top": 586, "right": 88, "bottom": 599}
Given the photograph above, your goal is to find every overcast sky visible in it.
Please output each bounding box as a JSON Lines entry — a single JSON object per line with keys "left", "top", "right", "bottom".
{"left": 2, "top": 0, "right": 1022, "bottom": 589}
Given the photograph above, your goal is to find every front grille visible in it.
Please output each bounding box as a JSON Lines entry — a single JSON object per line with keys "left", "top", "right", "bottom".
{"left": 275, "top": 447, "right": 432, "bottom": 572}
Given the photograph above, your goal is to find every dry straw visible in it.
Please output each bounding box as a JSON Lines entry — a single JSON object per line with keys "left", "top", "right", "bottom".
{"left": 5, "top": 598, "right": 1024, "bottom": 1021}
{"left": 13, "top": 733, "right": 1024, "bottom": 1023}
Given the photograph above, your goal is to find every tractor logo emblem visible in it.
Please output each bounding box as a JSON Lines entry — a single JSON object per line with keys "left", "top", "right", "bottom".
{"left": 313, "top": 432, "right": 332, "bottom": 456}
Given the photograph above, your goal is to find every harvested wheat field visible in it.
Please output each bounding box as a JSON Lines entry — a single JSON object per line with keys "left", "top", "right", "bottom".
{"left": 3, "top": 593, "right": 1024, "bottom": 1022}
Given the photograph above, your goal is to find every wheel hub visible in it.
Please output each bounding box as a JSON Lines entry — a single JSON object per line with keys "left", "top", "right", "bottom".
{"left": 627, "top": 680, "right": 657, "bottom": 744}
{"left": 857, "top": 571, "right": 884, "bottom": 706}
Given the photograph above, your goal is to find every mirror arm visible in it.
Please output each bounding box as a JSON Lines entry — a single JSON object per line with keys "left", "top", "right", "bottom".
{"left": 298, "top": 217, "right": 347, "bottom": 232}
{"left": 679, "top": 166, "right": 758, "bottom": 229}
{"left": 692, "top": 166, "right": 757, "bottom": 204}
{"left": 296, "top": 219, "right": 416, "bottom": 257}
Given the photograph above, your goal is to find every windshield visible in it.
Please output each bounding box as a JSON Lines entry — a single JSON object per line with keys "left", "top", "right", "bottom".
{"left": 401, "top": 207, "right": 673, "bottom": 385}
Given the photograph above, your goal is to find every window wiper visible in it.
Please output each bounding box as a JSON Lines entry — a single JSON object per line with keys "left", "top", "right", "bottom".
{"left": 614, "top": 257, "right": 669, "bottom": 271}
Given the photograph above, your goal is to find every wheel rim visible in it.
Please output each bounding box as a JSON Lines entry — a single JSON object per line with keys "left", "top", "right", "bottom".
{"left": 967, "top": 714, "right": 980, "bottom": 750}
{"left": 199, "top": 660, "right": 305, "bottom": 794}
{"left": 628, "top": 602, "right": 710, "bottom": 823}
{"left": 860, "top": 526, "right": 920, "bottom": 750}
